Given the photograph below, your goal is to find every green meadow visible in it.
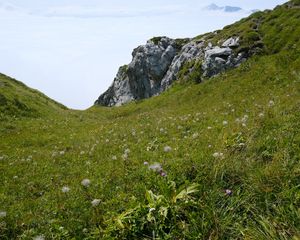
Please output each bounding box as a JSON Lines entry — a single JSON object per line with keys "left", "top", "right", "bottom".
{"left": 1, "top": 1, "right": 300, "bottom": 239}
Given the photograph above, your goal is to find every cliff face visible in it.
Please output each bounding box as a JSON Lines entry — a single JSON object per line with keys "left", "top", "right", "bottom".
{"left": 95, "top": 25, "right": 263, "bottom": 107}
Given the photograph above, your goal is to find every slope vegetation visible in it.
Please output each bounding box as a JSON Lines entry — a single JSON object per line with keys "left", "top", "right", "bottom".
{"left": 0, "top": 1, "right": 300, "bottom": 239}
{"left": 0, "top": 74, "right": 66, "bottom": 120}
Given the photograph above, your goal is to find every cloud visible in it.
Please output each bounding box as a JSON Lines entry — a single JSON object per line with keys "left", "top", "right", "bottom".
{"left": 204, "top": 3, "right": 246, "bottom": 13}
{"left": 0, "top": 2, "right": 17, "bottom": 11}
{"left": 27, "top": 5, "right": 182, "bottom": 19}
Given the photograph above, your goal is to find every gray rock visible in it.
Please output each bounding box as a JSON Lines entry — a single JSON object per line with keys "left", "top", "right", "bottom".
{"left": 95, "top": 37, "right": 179, "bottom": 106}
{"left": 95, "top": 33, "right": 260, "bottom": 107}
{"left": 222, "top": 37, "right": 240, "bottom": 48}
{"left": 160, "top": 41, "right": 205, "bottom": 90}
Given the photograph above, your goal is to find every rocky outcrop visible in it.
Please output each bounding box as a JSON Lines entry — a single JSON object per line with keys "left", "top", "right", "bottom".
{"left": 95, "top": 35, "right": 256, "bottom": 107}
{"left": 95, "top": 37, "right": 179, "bottom": 106}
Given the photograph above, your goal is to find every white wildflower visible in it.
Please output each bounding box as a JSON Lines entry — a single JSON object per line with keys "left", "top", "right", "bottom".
{"left": 268, "top": 100, "right": 275, "bottom": 107}
{"left": 52, "top": 152, "right": 58, "bottom": 157}
{"left": 81, "top": 179, "right": 91, "bottom": 188}
{"left": 259, "top": 113, "right": 264, "bottom": 118}
{"left": 164, "top": 146, "right": 172, "bottom": 152}
{"left": 149, "top": 163, "right": 163, "bottom": 172}
{"left": 192, "top": 133, "right": 199, "bottom": 139}
{"left": 62, "top": 186, "right": 70, "bottom": 193}
{"left": 213, "top": 152, "right": 224, "bottom": 159}
{"left": 91, "top": 199, "right": 101, "bottom": 207}
{"left": 223, "top": 121, "right": 228, "bottom": 126}
{"left": 33, "top": 235, "right": 45, "bottom": 240}
{"left": 241, "top": 115, "right": 249, "bottom": 123}
{"left": 124, "top": 149, "right": 130, "bottom": 154}
{"left": 112, "top": 155, "right": 117, "bottom": 160}
{"left": 0, "top": 211, "right": 7, "bottom": 218}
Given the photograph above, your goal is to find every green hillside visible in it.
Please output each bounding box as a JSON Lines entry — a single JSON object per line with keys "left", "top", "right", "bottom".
{"left": 1, "top": 1, "right": 300, "bottom": 239}
{"left": 0, "top": 74, "right": 66, "bottom": 120}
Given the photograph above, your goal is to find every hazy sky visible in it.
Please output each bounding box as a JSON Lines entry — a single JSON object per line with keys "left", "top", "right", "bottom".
{"left": 0, "top": 0, "right": 286, "bottom": 109}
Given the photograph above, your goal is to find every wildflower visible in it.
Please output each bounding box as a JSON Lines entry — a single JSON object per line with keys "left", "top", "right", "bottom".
{"left": 160, "top": 171, "right": 167, "bottom": 177}
{"left": 259, "top": 113, "right": 264, "bottom": 118}
{"left": 149, "top": 163, "right": 163, "bottom": 172}
{"left": 225, "top": 189, "right": 233, "bottom": 196}
{"left": 91, "top": 199, "right": 101, "bottom": 207}
{"left": 81, "top": 179, "right": 91, "bottom": 188}
{"left": 52, "top": 152, "right": 58, "bottom": 157}
{"left": 59, "top": 151, "right": 65, "bottom": 155}
{"left": 80, "top": 151, "right": 85, "bottom": 155}
{"left": 207, "top": 126, "right": 212, "bottom": 130}
{"left": 62, "top": 186, "right": 70, "bottom": 193}
{"left": 268, "top": 100, "right": 275, "bottom": 107}
{"left": 164, "top": 146, "right": 172, "bottom": 152}
{"left": 223, "top": 121, "right": 228, "bottom": 126}
{"left": 0, "top": 211, "right": 7, "bottom": 218}
{"left": 33, "top": 235, "right": 45, "bottom": 240}
{"left": 213, "top": 152, "right": 224, "bottom": 159}
{"left": 241, "top": 115, "right": 248, "bottom": 123}
{"left": 105, "top": 139, "right": 109, "bottom": 143}
{"left": 192, "top": 133, "right": 199, "bottom": 139}
{"left": 124, "top": 149, "right": 130, "bottom": 154}
{"left": 144, "top": 161, "right": 149, "bottom": 165}
{"left": 112, "top": 155, "right": 117, "bottom": 160}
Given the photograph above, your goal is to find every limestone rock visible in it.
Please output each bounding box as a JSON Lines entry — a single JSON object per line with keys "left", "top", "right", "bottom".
{"left": 95, "top": 33, "right": 258, "bottom": 107}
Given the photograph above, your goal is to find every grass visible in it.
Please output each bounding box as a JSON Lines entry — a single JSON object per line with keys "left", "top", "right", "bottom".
{"left": 0, "top": 1, "right": 300, "bottom": 239}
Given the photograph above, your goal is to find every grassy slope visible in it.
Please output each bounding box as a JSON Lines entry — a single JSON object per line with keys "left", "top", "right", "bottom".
{"left": 0, "top": 1, "right": 300, "bottom": 239}
{"left": 0, "top": 74, "right": 67, "bottom": 119}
